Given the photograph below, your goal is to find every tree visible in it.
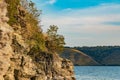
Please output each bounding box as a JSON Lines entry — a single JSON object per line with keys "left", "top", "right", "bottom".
{"left": 20, "top": 0, "right": 41, "bottom": 20}
{"left": 46, "top": 25, "right": 65, "bottom": 52}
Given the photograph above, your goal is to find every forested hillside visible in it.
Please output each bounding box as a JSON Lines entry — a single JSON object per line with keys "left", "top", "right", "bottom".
{"left": 74, "top": 46, "right": 120, "bottom": 65}
{"left": 60, "top": 48, "right": 99, "bottom": 66}
{"left": 62, "top": 46, "right": 120, "bottom": 66}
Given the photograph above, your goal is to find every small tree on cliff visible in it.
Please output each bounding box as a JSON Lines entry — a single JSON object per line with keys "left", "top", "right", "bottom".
{"left": 46, "top": 25, "right": 65, "bottom": 53}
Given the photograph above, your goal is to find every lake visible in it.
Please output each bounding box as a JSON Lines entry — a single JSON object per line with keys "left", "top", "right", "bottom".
{"left": 74, "top": 66, "right": 120, "bottom": 80}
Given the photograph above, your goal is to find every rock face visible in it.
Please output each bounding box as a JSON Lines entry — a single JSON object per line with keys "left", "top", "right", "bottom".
{"left": 4, "top": 53, "right": 75, "bottom": 80}
{"left": 0, "top": 0, "right": 13, "bottom": 79}
{"left": 0, "top": 0, "right": 75, "bottom": 80}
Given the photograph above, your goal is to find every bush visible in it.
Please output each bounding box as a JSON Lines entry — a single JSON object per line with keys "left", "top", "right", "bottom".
{"left": 6, "top": 0, "right": 46, "bottom": 52}
{"left": 46, "top": 25, "right": 65, "bottom": 53}
{"left": 5, "top": 0, "right": 20, "bottom": 25}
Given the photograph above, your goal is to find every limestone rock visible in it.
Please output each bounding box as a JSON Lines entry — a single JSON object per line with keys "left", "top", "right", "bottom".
{"left": 0, "top": 0, "right": 13, "bottom": 79}
{"left": 0, "top": 0, "right": 76, "bottom": 80}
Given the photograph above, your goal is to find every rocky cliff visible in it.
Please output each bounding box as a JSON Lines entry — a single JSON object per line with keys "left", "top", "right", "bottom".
{"left": 0, "top": 0, "right": 75, "bottom": 80}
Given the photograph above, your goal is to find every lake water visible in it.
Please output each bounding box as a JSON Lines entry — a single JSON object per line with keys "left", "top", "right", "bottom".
{"left": 74, "top": 66, "right": 120, "bottom": 80}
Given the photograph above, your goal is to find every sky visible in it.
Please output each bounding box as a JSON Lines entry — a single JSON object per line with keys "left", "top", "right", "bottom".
{"left": 31, "top": 0, "right": 120, "bottom": 47}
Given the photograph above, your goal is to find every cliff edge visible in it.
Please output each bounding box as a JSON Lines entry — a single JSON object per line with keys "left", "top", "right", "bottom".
{"left": 0, "top": 0, "right": 75, "bottom": 80}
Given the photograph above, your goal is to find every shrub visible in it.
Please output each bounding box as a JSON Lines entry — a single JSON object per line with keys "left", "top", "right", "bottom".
{"left": 6, "top": 0, "right": 46, "bottom": 52}
{"left": 46, "top": 25, "right": 65, "bottom": 53}
{"left": 5, "top": 0, "right": 20, "bottom": 25}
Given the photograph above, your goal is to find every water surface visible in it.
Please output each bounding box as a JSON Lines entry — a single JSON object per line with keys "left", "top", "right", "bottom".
{"left": 74, "top": 66, "right": 120, "bottom": 80}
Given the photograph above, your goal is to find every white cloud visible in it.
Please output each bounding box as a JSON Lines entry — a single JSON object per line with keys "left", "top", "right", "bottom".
{"left": 41, "top": 3, "right": 120, "bottom": 46}
{"left": 62, "top": 8, "right": 73, "bottom": 12}
{"left": 48, "top": 0, "right": 56, "bottom": 4}
{"left": 35, "top": 0, "right": 56, "bottom": 7}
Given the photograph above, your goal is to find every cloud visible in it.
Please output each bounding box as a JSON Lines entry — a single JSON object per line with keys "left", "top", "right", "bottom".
{"left": 62, "top": 8, "right": 73, "bottom": 12}
{"left": 33, "top": 0, "right": 56, "bottom": 8}
{"left": 103, "top": 21, "right": 120, "bottom": 26}
{"left": 48, "top": 0, "right": 56, "bottom": 4}
{"left": 42, "top": 3, "right": 120, "bottom": 46}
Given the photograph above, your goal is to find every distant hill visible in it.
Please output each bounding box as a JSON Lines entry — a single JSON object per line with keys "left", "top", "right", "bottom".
{"left": 60, "top": 46, "right": 120, "bottom": 66}
{"left": 73, "top": 46, "right": 120, "bottom": 66}
{"left": 60, "top": 48, "right": 99, "bottom": 66}
{"left": 102, "top": 50, "right": 120, "bottom": 65}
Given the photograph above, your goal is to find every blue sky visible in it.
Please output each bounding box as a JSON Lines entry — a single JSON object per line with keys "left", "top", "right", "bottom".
{"left": 32, "top": 0, "right": 120, "bottom": 47}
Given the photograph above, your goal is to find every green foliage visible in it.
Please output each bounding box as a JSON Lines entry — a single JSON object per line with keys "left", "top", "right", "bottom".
{"left": 5, "top": 0, "right": 20, "bottom": 25}
{"left": 74, "top": 46, "right": 120, "bottom": 63}
{"left": 20, "top": 0, "right": 46, "bottom": 52}
{"left": 20, "top": 0, "right": 41, "bottom": 20}
{"left": 6, "top": 0, "right": 66, "bottom": 53}
{"left": 46, "top": 25, "right": 65, "bottom": 52}
{"left": 6, "top": 0, "right": 46, "bottom": 52}
{"left": 27, "top": 31, "right": 46, "bottom": 52}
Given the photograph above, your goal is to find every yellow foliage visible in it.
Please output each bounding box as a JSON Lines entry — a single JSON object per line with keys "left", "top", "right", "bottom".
{"left": 6, "top": 0, "right": 46, "bottom": 52}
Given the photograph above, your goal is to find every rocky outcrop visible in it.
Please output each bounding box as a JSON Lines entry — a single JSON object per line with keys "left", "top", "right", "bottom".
{"left": 0, "top": 0, "right": 75, "bottom": 80}
{"left": 4, "top": 53, "right": 75, "bottom": 80}
{"left": 0, "top": 0, "right": 13, "bottom": 79}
